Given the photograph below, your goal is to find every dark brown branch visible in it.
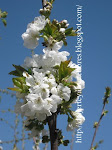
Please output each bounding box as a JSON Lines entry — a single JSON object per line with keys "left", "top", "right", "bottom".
{"left": 90, "top": 102, "right": 106, "bottom": 150}
{"left": 48, "top": 112, "right": 58, "bottom": 150}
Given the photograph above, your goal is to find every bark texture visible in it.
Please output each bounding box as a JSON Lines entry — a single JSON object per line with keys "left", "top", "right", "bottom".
{"left": 48, "top": 112, "right": 58, "bottom": 150}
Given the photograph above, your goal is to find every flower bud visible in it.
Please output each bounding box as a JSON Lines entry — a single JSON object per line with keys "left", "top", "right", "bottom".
{"left": 62, "top": 20, "right": 68, "bottom": 24}
{"left": 59, "top": 28, "right": 65, "bottom": 33}
{"left": 60, "top": 20, "right": 69, "bottom": 28}
{"left": 52, "top": 19, "right": 58, "bottom": 25}
{"left": 1, "top": 11, "right": 8, "bottom": 18}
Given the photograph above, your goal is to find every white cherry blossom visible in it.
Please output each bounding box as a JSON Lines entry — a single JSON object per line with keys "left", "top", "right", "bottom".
{"left": 22, "top": 32, "right": 39, "bottom": 49}
{"left": 43, "top": 41, "right": 63, "bottom": 52}
{"left": 67, "top": 109, "right": 85, "bottom": 131}
{"left": 22, "top": 15, "right": 48, "bottom": 49}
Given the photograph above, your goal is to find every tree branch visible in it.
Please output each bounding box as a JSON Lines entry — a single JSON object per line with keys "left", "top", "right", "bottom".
{"left": 90, "top": 87, "right": 111, "bottom": 150}
{"left": 48, "top": 112, "right": 58, "bottom": 150}
{"left": 90, "top": 105, "right": 105, "bottom": 150}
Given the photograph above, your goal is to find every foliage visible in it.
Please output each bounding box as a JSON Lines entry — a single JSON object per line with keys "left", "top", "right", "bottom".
{"left": 0, "top": 9, "right": 8, "bottom": 26}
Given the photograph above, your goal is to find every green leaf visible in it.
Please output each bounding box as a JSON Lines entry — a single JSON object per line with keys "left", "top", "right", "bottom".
{"left": 1, "top": 19, "right": 7, "bottom": 26}
{"left": 13, "top": 144, "right": 19, "bottom": 150}
{"left": 14, "top": 77, "right": 26, "bottom": 83}
{"left": 51, "top": 24, "right": 58, "bottom": 35}
{"left": 62, "top": 80, "right": 77, "bottom": 87}
{"left": 63, "top": 140, "right": 69, "bottom": 146}
{"left": 42, "top": 136, "right": 50, "bottom": 143}
{"left": 68, "top": 116, "right": 73, "bottom": 122}
{"left": 53, "top": 65, "right": 60, "bottom": 69}
{"left": 63, "top": 40, "right": 67, "bottom": 46}
{"left": 12, "top": 77, "right": 26, "bottom": 88}
{"left": 9, "top": 70, "right": 21, "bottom": 76}
{"left": 49, "top": 0, "right": 55, "bottom": 4}
{"left": 44, "top": 23, "right": 52, "bottom": 35}
{"left": 43, "top": 35, "right": 48, "bottom": 42}
{"left": 43, "top": 23, "right": 59, "bottom": 38}
{"left": 7, "top": 87, "right": 22, "bottom": 92}
{"left": 99, "top": 140, "right": 104, "bottom": 144}
{"left": 67, "top": 88, "right": 79, "bottom": 105}
{"left": 105, "top": 87, "right": 111, "bottom": 98}
{"left": 9, "top": 64, "right": 27, "bottom": 76}
{"left": 22, "top": 84, "right": 29, "bottom": 93}
{"left": 1, "top": 11, "right": 8, "bottom": 18}
{"left": 9, "top": 77, "right": 29, "bottom": 93}
{"left": 69, "top": 30, "right": 77, "bottom": 36}
{"left": 54, "top": 59, "right": 76, "bottom": 84}
{"left": 93, "top": 143, "right": 98, "bottom": 149}
{"left": 65, "top": 27, "right": 73, "bottom": 36}
{"left": 28, "top": 68, "right": 32, "bottom": 75}
{"left": 103, "top": 110, "right": 108, "bottom": 116}
{"left": 0, "top": 9, "right": 2, "bottom": 14}
{"left": 93, "top": 122, "right": 98, "bottom": 128}
{"left": 65, "top": 28, "right": 77, "bottom": 36}
{"left": 12, "top": 78, "right": 22, "bottom": 88}
{"left": 58, "top": 60, "right": 75, "bottom": 82}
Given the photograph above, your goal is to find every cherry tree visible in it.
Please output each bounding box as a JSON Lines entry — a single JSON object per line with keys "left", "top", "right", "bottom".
{"left": 8, "top": 0, "right": 85, "bottom": 149}
{"left": 0, "top": 1, "right": 111, "bottom": 150}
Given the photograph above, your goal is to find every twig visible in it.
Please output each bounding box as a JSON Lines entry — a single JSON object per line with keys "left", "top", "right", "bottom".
{"left": 22, "top": 117, "right": 25, "bottom": 150}
{"left": 0, "top": 137, "right": 30, "bottom": 144}
{"left": 0, "top": 88, "right": 16, "bottom": 97}
{"left": 70, "top": 130, "right": 75, "bottom": 150}
{"left": 0, "top": 117, "right": 14, "bottom": 129}
{"left": 90, "top": 87, "right": 111, "bottom": 150}
{"left": 43, "top": 143, "right": 48, "bottom": 150}
{"left": 90, "top": 104, "right": 105, "bottom": 150}
{"left": 14, "top": 114, "right": 19, "bottom": 146}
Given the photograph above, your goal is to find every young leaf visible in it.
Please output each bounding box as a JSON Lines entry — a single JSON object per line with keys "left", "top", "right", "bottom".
{"left": 58, "top": 60, "right": 75, "bottom": 82}
{"left": 93, "top": 122, "right": 98, "bottom": 128}
{"left": 53, "top": 65, "right": 60, "bottom": 69}
{"left": 12, "top": 78, "right": 22, "bottom": 88}
{"left": 69, "top": 30, "right": 77, "bottom": 36}
{"left": 9, "top": 64, "right": 27, "bottom": 76}
{"left": 0, "top": 9, "right": 2, "bottom": 14}
{"left": 65, "top": 28, "right": 73, "bottom": 36}
{"left": 1, "top": 11, "right": 8, "bottom": 18}
{"left": 68, "top": 116, "right": 73, "bottom": 122}
{"left": 43, "top": 23, "right": 52, "bottom": 36}
{"left": 11, "top": 77, "right": 29, "bottom": 93}
{"left": 63, "top": 40, "right": 67, "bottom": 46}
{"left": 51, "top": 24, "right": 57, "bottom": 35}
{"left": 7, "top": 87, "right": 22, "bottom": 92}
{"left": 1, "top": 19, "right": 7, "bottom": 26}
{"left": 103, "top": 110, "right": 108, "bottom": 116}
{"left": 63, "top": 140, "right": 69, "bottom": 146}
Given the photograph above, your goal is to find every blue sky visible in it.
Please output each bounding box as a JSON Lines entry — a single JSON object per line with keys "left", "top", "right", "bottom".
{"left": 0, "top": 0, "right": 112, "bottom": 150}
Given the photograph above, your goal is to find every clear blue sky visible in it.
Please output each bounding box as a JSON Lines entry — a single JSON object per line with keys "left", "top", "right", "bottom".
{"left": 0, "top": 0, "right": 112, "bottom": 150}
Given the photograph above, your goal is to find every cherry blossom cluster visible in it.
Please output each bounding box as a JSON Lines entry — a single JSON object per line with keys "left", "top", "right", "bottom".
{"left": 9, "top": 9, "right": 85, "bottom": 146}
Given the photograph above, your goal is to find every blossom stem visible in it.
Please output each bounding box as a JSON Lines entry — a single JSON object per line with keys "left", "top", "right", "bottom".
{"left": 48, "top": 112, "right": 58, "bottom": 150}
{"left": 31, "top": 49, "right": 35, "bottom": 56}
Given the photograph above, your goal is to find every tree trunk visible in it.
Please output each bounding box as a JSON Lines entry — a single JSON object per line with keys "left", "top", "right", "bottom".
{"left": 48, "top": 112, "right": 58, "bottom": 150}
